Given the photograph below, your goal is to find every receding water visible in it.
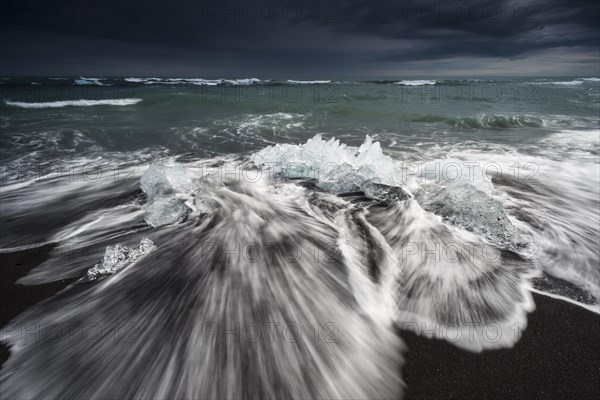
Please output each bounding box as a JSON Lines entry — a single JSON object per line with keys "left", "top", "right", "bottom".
{"left": 1, "top": 76, "right": 599, "bottom": 399}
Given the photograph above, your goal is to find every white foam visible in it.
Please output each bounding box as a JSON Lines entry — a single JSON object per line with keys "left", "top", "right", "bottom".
{"left": 4, "top": 99, "right": 142, "bottom": 108}
{"left": 533, "top": 80, "right": 584, "bottom": 86}
{"left": 223, "top": 78, "right": 261, "bottom": 85}
{"left": 530, "top": 288, "right": 600, "bottom": 315}
{"left": 578, "top": 77, "right": 600, "bottom": 82}
{"left": 1, "top": 168, "right": 405, "bottom": 399}
{"left": 394, "top": 80, "right": 437, "bottom": 86}
{"left": 124, "top": 77, "right": 148, "bottom": 83}
{"left": 124, "top": 77, "right": 262, "bottom": 85}
{"left": 367, "top": 200, "right": 536, "bottom": 352}
{"left": 287, "top": 80, "right": 332, "bottom": 84}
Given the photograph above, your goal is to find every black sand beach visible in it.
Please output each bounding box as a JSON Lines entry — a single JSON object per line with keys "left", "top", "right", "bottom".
{"left": 401, "top": 292, "right": 600, "bottom": 399}
{"left": 2, "top": 246, "right": 599, "bottom": 399}
{"left": 2, "top": 1, "right": 600, "bottom": 398}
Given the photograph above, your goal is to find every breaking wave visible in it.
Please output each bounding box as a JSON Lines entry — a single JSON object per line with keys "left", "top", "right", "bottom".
{"left": 3, "top": 99, "right": 143, "bottom": 108}
{"left": 287, "top": 80, "right": 332, "bottom": 84}
{"left": 452, "top": 114, "right": 546, "bottom": 129}
{"left": 1, "top": 134, "right": 598, "bottom": 399}
{"left": 124, "top": 77, "right": 262, "bottom": 86}
{"left": 531, "top": 78, "right": 600, "bottom": 86}
{"left": 393, "top": 80, "right": 437, "bottom": 86}
{"left": 74, "top": 77, "right": 110, "bottom": 86}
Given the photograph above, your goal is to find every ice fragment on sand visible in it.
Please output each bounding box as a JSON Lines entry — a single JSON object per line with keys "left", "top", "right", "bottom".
{"left": 415, "top": 183, "right": 517, "bottom": 245}
{"left": 362, "top": 181, "right": 410, "bottom": 204}
{"left": 87, "top": 238, "right": 153, "bottom": 280}
{"left": 143, "top": 195, "right": 190, "bottom": 227}
{"left": 140, "top": 164, "right": 192, "bottom": 226}
{"left": 140, "top": 164, "right": 169, "bottom": 199}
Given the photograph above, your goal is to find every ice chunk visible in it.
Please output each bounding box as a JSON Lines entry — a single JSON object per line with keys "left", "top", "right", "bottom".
{"left": 140, "top": 164, "right": 196, "bottom": 226}
{"left": 415, "top": 183, "right": 517, "bottom": 245}
{"left": 140, "top": 164, "right": 195, "bottom": 200}
{"left": 87, "top": 238, "right": 153, "bottom": 280}
{"left": 143, "top": 195, "right": 190, "bottom": 227}
{"left": 415, "top": 159, "right": 494, "bottom": 193}
{"left": 250, "top": 134, "right": 403, "bottom": 192}
{"left": 362, "top": 181, "right": 410, "bottom": 204}
{"left": 140, "top": 164, "right": 169, "bottom": 199}
{"left": 194, "top": 197, "right": 218, "bottom": 214}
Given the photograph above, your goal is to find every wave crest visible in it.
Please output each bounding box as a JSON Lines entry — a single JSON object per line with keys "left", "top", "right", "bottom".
{"left": 3, "top": 99, "right": 142, "bottom": 108}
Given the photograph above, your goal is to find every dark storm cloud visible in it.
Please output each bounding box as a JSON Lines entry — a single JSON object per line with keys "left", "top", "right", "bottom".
{"left": 1, "top": 0, "right": 598, "bottom": 76}
{"left": 322, "top": 0, "right": 600, "bottom": 62}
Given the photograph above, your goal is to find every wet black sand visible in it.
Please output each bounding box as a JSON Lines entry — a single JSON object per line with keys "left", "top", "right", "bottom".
{"left": 1, "top": 246, "right": 599, "bottom": 399}
{"left": 400, "top": 291, "right": 600, "bottom": 399}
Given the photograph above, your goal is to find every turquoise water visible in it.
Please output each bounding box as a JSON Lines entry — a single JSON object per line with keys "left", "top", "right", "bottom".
{"left": 1, "top": 77, "right": 598, "bottom": 161}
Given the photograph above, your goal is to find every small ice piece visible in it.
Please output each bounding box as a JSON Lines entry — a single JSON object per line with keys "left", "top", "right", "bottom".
{"left": 140, "top": 164, "right": 194, "bottom": 227}
{"left": 415, "top": 183, "right": 517, "bottom": 245}
{"left": 143, "top": 195, "right": 190, "bottom": 227}
{"left": 87, "top": 238, "right": 153, "bottom": 280}
{"left": 140, "top": 164, "right": 195, "bottom": 199}
{"left": 362, "top": 181, "right": 410, "bottom": 204}
{"left": 140, "top": 164, "right": 170, "bottom": 200}
{"left": 194, "top": 197, "right": 217, "bottom": 214}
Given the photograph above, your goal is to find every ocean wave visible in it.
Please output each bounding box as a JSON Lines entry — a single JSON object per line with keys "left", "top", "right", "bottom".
{"left": 0, "top": 149, "right": 536, "bottom": 398}
{"left": 2, "top": 132, "right": 600, "bottom": 399}
{"left": 216, "top": 112, "right": 308, "bottom": 140}
{"left": 74, "top": 77, "right": 109, "bottom": 86}
{"left": 3, "top": 98, "right": 142, "bottom": 108}
{"left": 287, "top": 80, "right": 332, "bottom": 84}
{"left": 400, "top": 113, "right": 547, "bottom": 129}
{"left": 394, "top": 80, "right": 437, "bottom": 86}
{"left": 453, "top": 114, "right": 545, "bottom": 129}
{"left": 578, "top": 77, "right": 600, "bottom": 82}
{"left": 124, "top": 77, "right": 262, "bottom": 86}
{"left": 1, "top": 159, "right": 405, "bottom": 399}
{"left": 125, "top": 77, "right": 221, "bottom": 85}
{"left": 123, "top": 78, "right": 335, "bottom": 86}
{"left": 223, "top": 78, "right": 262, "bottom": 85}
{"left": 2, "top": 76, "right": 598, "bottom": 88}
{"left": 532, "top": 80, "right": 585, "bottom": 86}
{"left": 538, "top": 129, "right": 600, "bottom": 159}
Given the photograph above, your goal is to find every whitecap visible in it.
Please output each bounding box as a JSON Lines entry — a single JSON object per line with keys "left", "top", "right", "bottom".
{"left": 4, "top": 98, "right": 142, "bottom": 108}
{"left": 124, "top": 77, "right": 262, "bottom": 86}
{"left": 74, "top": 77, "right": 109, "bottom": 86}
{"left": 287, "top": 80, "right": 332, "bottom": 84}
{"left": 394, "top": 80, "right": 437, "bottom": 86}
{"left": 533, "top": 80, "right": 584, "bottom": 86}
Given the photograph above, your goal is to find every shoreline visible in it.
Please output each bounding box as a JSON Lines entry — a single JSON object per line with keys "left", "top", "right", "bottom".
{"left": 401, "top": 291, "right": 600, "bottom": 399}
{"left": 1, "top": 247, "right": 599, "bottom": 399}
{"left": 530, "top": 287, "right": 600, "bottom": 315}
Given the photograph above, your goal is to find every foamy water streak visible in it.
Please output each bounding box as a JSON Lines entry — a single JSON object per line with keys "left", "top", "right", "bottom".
{"left": 1, "top": 134, "right": 598, "bottom": 399}
{"left": 1, "top": 160, "right": 405, "bottom": 399}
{"left": 287, "top": 80, "right": 332, "bottom": 84}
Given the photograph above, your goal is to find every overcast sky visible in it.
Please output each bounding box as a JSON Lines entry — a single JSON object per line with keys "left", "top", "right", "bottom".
{"left": 1, "top": 0, "right": 598, "bottom": 77}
